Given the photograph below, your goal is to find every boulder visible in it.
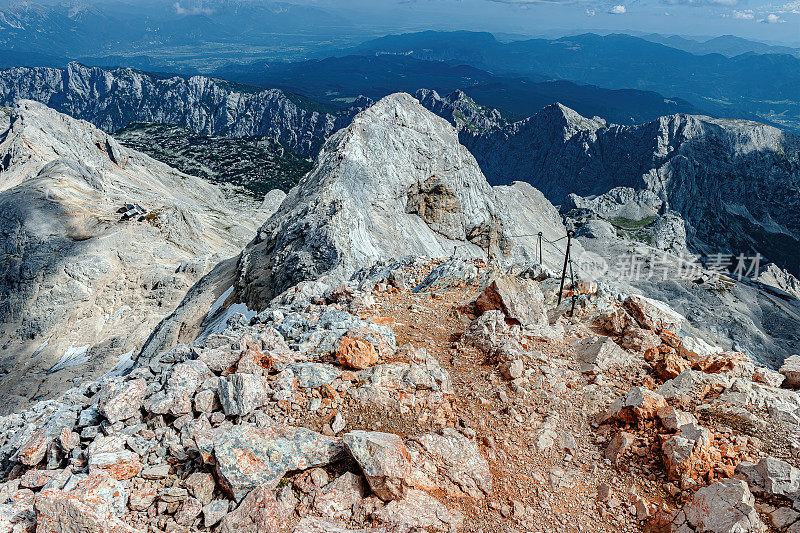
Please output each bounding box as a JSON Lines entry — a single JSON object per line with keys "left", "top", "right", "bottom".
{"left": 213, "top": 424, "right": 344, "bottom": 502}
{"left": 343, "top": 431, "right": 411, "bottom": 501}
{"left": 203, "top": 500, "right": 230, "bottom": 528}
{"left": 96, "top": 379, "right": 146, "bottom": 423}
{"left": 371, "top": 489, "right": 464, "bottom": 531}
{"left": 185, "top": 472, "right": 216, "bottom": 506}
{"left": 735, "top": 456, "right": 800, "bottom": 502}
{"left": 499, "top": 359, "right": 523, "bottom": 380}
{"left": 656, "top": 406, "right": 697, "bottom": 431}
{"left": 312, "top": 472, "right": 367, "bottom": 520}
{"left": 217, "top": 485, "right": 297, "bottom": 533}
{"left": 605, "top": 432, "right": 635, "bottom": 465}
{"left": 780, "top": 355, "right": 800, "bottom": 388}
{"left": 336, "top": 337, "right": 379, "bottom": 370}
{"left": 217, "top": 373, "right": 270, "bottom": 416}
{"left": 472, "top": 275, "right": 548, "bottom": 328}
{"left": 34, "top": 475, "right": 135, "bottom": 533}
{"left": 601, "top": 387, "right": 668, "bottom": 424}
{"left": 88, "top": 450, "right": 142, "bottom": 480}
{"left": 621, "top": 327, "right": 661, "bottom": 353}
{"left": 576, "top": 336, "right": 635, "bottom": 371}
{"left": 673, "top": 479, "right": 766, "bottom": 532}
{"left": 411, "top": 429, "right": 492, "bottom": 498}
{"left": 662, "top": 423, "right": 715, "bottom": 485}
{"left": 17, "top": 408, "right": 77, "bottom": 466}
{"left": 624, "top": 295, "right": 684, "bottom": 333}
{"left": 753, "top": 367, "right": 785, "bottom": 388}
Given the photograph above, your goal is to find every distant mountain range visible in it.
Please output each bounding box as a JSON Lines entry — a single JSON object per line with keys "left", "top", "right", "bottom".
{"left": 351, "top": 31, "right": 800, "bottom": 132}
{"left": 212, "top": 54, "right": 707, "bottom": 125}
{"left": 640, "top": 34, "right": 800, "bottom": 58}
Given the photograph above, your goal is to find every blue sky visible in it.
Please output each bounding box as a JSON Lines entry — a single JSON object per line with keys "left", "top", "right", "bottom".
{"left": 299, "top": 0, "right": 800, "bottom": 46}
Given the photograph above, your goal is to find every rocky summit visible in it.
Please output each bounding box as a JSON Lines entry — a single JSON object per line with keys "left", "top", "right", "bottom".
{"left": 0, "top": 91, "right": 799, "bottom": 533}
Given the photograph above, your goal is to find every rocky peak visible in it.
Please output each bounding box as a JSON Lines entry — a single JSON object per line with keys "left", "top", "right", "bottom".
{"left": 234, "top": 92, "right": 571, "bottom": 310}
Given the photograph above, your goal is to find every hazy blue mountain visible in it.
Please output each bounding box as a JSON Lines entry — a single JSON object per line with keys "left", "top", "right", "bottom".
{"left": 641, "top": 34, "right": 800, "bottom": 58}
{"left": 213, "top": 54, "right": 706, "bottom": 125}
{"left": 353, "top": 31, "right": 800, "bottom": 132}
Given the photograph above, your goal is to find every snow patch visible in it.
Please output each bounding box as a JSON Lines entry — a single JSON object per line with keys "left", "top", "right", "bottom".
{"left": 47, "top": 344, "right": 91, "bottom": 374}
{"left": 102, "top": 348, "right": 136, "bottom": 378}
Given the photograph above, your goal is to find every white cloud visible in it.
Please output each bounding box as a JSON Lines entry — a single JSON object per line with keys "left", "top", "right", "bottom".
{"left": 173, "top": 2, "right": 215, "bottom": 16}
{"left": 585, "top": 7, "right": 596, "bottom": 15}
{"left": 732, "top": 9, "right": 754, "bottom": 18}
{"left": 761, "top": 12, "right": 785, "bottom": 22}
{"left": 609, "top": 4, "right": 627, "bottom": 13}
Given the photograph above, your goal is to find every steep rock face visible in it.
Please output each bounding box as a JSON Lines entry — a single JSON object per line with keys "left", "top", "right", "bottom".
{"left": 0, "top": 100, "right": 258, "bottom": 414}
{"left": 235, "top": 93, "right": 571, "bottom": 310}
{"left": 454, "top": 104, "right": 800, "bottom": 274}
{"left": 0, "top": 63, "right": 363, "bottom": 156}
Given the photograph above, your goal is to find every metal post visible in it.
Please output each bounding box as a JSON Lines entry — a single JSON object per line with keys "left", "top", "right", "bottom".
{"left": 568, "top": 258, "right": 577, "bottom": 317}
{"left": 557, "top": 230, "right": 575, "bottom": 306}
{"left": 537, "top": 232, "right": 543, "bottom": 266}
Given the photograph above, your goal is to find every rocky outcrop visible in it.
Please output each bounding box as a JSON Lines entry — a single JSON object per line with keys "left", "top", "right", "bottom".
{"left": 234, "top": 93, "right": 573, "bottom": 310}
{"left": 0, "top": 100, "right": 258, "bottom": 414}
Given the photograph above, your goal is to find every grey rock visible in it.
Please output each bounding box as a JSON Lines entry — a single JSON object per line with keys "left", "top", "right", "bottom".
{"left": 213, "top": 423, "right": 344, "bottom": 502}
{"left": 343, "top": 430, "right": 411, "bottom": 501}
{"left": 671, "top": 479, "right": 766, "bottom": 533}
{"left": 217, "top": 373, "right": 270, "bottom": 417}
{"left": 735, "top": 456, "right": 800, "bottom": 502}
{"left": 203, "top": 499, "right": 230, "bottom": 528}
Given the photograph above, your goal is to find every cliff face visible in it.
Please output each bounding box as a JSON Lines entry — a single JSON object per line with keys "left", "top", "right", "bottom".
{"left": 0, "top": 100, "right": 259, "bottom": 414}
{"left": 0, "top": 62, "right": 365, "bottom": 156}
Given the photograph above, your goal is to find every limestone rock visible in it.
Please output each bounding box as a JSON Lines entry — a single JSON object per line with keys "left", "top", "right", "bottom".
{"left": 336, "top": 337, "right": 379, "bottom": 370}
{"left": 343, "top": 431, "right": 411, "bottom": 501}
{"left": 662, "top": 423, "right": 714, "bottom": 485}
{"left": 624, "top": 295, "right": 685, "bottom": 333}
{"left": 411, "top": 429, "right": 492, "bottom": 498}
{"left": 312, "top": 472, "right": 367, "bottom": 520}
{"left": 576, "top": 336, "right": 635, "bottom": 371}
{"left": 217, "top": 373, "right": 270, "bottom": 416}
{"left": 371, "top": 489, "right": 464, "bottom": 531}
{"left": 96, "top": 379, "right": 146, "bottom": 423}
{"left": 217, "top": 485, "right": 297, "bottom": 533}
{"left": 472, "top": 275, "right": 548, "bottom": 328}
{"left": 780, "top": 355, "right": 800, "bottom": 389}
{"left": 601, "top": 386, "right": 668, "bottom": 424}
{"left": 675, "top": 479, "right": 765, "bottom": 532}
{"left": 213, "top": 424, "right": 344, "bottom": 502}
{"left": 735, "top": 456, "right": 800, "bottom": 502}
{"left": 34, "top": 475, "right": 135, "bottom": 533}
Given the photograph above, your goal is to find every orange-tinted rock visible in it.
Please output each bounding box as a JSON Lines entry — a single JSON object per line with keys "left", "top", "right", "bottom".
{"left": 662, "top": 423, "right": 715, "bottom": 486}
{"left": 599, "top": 308, "right": 632, "bottom": 335}
{"left": 217, "top": 485, "right": 297, "bottom": 533}
{"left": 622, "top": 327, "right": 661, "bottom": 353}
{"left": 601, "top": 387, "right": 668, "bottom": 424}
{"left": 605, "top": 432, "right": 635, "bottom": 464}
{"left": 336, "top": 336, "right": 378, "bottom": 370}
{"left": 657, "top": 352, "right": 692, "bottom": 380}
{"left": 88, "top": 450, "right": 142, "bottom": 480}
